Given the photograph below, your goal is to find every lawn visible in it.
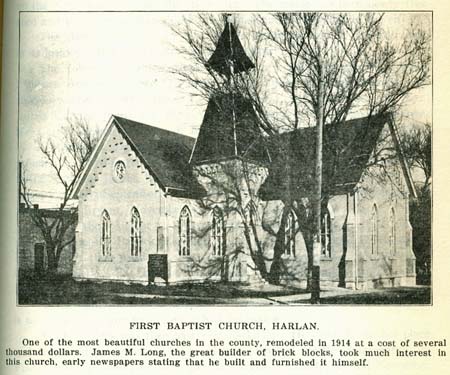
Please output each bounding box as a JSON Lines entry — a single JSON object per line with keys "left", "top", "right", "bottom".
{"left": 18, "top": 274, "right": 431, "bottom": 305}
{"left": 318, "top": 287, "right": 431, "bottom": 305}
{"left": 18, "top": 274, "right": 305, "bottom": 305}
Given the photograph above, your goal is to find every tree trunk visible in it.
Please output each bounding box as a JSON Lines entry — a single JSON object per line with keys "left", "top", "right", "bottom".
{"left": 268, "top": 212, "right": 288, "bottom": 285}
{"left": 267, "top": 232, "right": 286, "bottom": 285}
{"left": 292, "top": 204, "right": 315, "bottom": 290}
{"left": 302, "top": 229, "right": 314, "bottom": 291}
{"left": 311, "top": 62, "right": 325, "bottom": 303}
{"left": 296, "top": 215, "right": 314, "bottom": 291}
{"left": 45, "top": 244, "right": 59, "bottom": 279}
{"left": 242, "top": 222, "right": 269, "bottom": 280}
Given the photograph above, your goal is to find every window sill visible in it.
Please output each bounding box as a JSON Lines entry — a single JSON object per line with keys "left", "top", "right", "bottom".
{"left": 98, "top": 257, "right": 113, "bottom": 262}
{"left": 128, "top": 257, "right": 143, "bottom": 262}
{"left": 370, "top": 256, "right": 380, "bottom": 261}
{"left": 320, "top": 257, "right": 332, "bottom": 262}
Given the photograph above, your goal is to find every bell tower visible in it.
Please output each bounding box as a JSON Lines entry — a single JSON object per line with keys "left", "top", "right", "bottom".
{"left": 190, "top": 15, "right": 269, "bottom": 206}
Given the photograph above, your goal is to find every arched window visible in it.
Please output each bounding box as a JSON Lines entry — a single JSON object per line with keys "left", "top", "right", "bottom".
{"left": 179, "top": 206, "right": 191, "bottom": 256}
{"left": 244, "top": 201, "right": 258, "bottom": 224}
{"left": 371, "top": 204, "right": 378, "bottom": 255}
{"left": 284, "top": 209, "right": 296, "bottom": 257}
{"left": 321, "top": 209, "right": 331, "bottom": 258}
{"left": 389, "top": 207, "right": 396, "bottom": 255}
{"left": 211, "top": 208, "right": 225, "bottom": 256}
{"left": 101, "top": 210, "right": 111, "bottom": 256}
{"left": 130, "top": 207, "right": 141, "bottom": 256}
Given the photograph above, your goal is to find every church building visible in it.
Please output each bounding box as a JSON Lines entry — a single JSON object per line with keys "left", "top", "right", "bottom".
{"left": 72, "top": 19, "right": 417, "bottom": 289}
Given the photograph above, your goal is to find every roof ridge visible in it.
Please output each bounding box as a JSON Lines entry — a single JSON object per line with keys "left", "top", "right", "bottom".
{"left": 112, "top": 115, "right": 195, "bottom": 141}
{"left": 281, "top": 112, "right": 391, "bottom": 136}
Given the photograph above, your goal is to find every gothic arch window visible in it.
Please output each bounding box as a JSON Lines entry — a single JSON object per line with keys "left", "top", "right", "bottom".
{"left": 211, "top": 208, "right": 225, "bottom": 256}
{"left": 284, "top": 209, "right": 296, "bottom": 257}
{"left": 389, "top": 207, "right": 396, "bottom": 255}
{"left": 244, "top": 201, "right": 258, "bottom": 224}
{"left": 371, "top": 204, "right": 378, "bottom": 255}
{"left": 130, "top": 207, "right": 141, "bottom": 257}
{"left": 321, "top": 209, "right": 332, "bottom": 258}
{"left": 179, "top": 206, "right": 191, "bottom": 256}
{"left": 101, "top": 210, "right": 111, "bottom": 257}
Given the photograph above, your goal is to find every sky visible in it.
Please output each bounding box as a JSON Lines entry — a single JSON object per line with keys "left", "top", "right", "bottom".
{"left": 19, "top": 12, "right": 432, "bottom": 199}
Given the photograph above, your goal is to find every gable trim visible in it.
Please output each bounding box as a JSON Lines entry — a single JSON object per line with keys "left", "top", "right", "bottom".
{"left": 352, "top": 116, "right": 417, "bottom": 198}
{"left": 72, "top": 115, "right": 116, "bottom": 199}
{"left": 387, "top": 116, "right": 418, "bottom": 199}
{"left": 188, "top": 131, "right": 199, "bottom": 165}
{"left": 113, "top": 117, "right": 167, "bottom": 192}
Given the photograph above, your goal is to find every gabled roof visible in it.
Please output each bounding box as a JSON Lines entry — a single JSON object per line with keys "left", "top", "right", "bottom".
{"left": 190, "top": 93, "right": 270, "bottom": 165}
{"left": 73, "top": 116, "right": 205, "bottom": 199}
{"left": 73, "top": 112, "right": 415, "bottom": 203}
{"left": 259, "top": 113, "right": 416, "bottom": 200}
{"left": 114, "top": 116, "right": 205, "bottom": 198}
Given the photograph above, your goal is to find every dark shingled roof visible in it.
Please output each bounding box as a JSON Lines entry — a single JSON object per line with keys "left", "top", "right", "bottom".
{"left": 113, "top": 116, "right": 205, "bottom": 198}
{"left": 259, "top": 113, "right": 393, "bottom": 200}
{"left": 190, "top": 93, "right": 270, "bottom": 165}
{"left": 105, "top": 113, "right": 399, "bottom": 201}
{"left": 206, "top": 21, "right": 255, "bottom": 76}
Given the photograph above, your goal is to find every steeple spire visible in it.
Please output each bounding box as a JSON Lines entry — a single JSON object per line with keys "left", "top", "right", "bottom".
{"left": 190, "top": 15, "right": 269, "bottom": 166}
{"left": 205, "top": 15, "right": 255, "bottom": 77}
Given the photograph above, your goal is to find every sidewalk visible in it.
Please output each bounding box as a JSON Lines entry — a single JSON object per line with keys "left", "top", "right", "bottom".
{"left": 107, "top": 285, "right": 430, "bottom": 305}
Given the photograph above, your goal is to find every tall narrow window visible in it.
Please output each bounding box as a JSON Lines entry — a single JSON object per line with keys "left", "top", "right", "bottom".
{"left": 101, "top": 210, "right": 111, "bottom": 256}
{"left": 211, "top": 208, "right": 225, "bottom": 256}
{"left": 371, "top": 204, "right": 378, "bottom": 255}
{"left": 321, "top": 209, "right": 332, "bottom": 258}
{"left": 130, "top": 207, "right": 141, "bottom": 256}
{"left": 244, "top": 201, "right": 258, "bottom": 225}
{"left": 284, "top": 209, "right": 296, "bottom": 256}
{"left": 389, "top": 207, "right": 396, "bottom": 255}
{"left": 179, "top": 206, "right": 191, "bottom": 256}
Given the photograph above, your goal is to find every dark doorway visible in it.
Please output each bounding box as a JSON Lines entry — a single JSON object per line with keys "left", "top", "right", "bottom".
{"left": 34, "top": 243, "right": 45, "bottom": 276}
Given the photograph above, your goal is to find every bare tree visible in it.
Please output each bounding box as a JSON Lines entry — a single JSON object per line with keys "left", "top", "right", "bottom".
{"left": 169, "top": 13, "right": 276, "bottom": 134}
{"left": 186, "top": 158, "right": 301, "bottom": 284}
{"left": 260, "top": 13, "right": 431, "bottom": 126}
{"left": 398, "top": 122, "right": 431, "bottom": 284}
{"left": 399, "top": 122, "right": 431, "bottom": 191}
{"left": 20, "top": 115, "right": 99, "bottom": 276}
{"left": 259, "top": 12, "right": 431, "bottom": 287}
{"left": 170, "top": 12, "right": 431, "bottom": 286}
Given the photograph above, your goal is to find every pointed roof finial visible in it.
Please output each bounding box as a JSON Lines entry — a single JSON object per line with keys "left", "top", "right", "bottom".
{"left": 205, "top": 14, "right": 255, "bottom": 77}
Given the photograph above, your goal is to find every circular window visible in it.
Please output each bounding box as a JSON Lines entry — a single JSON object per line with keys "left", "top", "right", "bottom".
{"left": 114, "top": 160, "right": 126, "bottom": 181}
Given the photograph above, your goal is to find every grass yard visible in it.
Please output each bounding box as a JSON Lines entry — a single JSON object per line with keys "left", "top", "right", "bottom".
{"left": 18, "top": 274, "right": 305, "bottom": 305}
{"left": 18, "top": 273, "right": 431, "bottom": 305}
{"left": 318, "top": 287, "right": 431, "bottom": 305}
